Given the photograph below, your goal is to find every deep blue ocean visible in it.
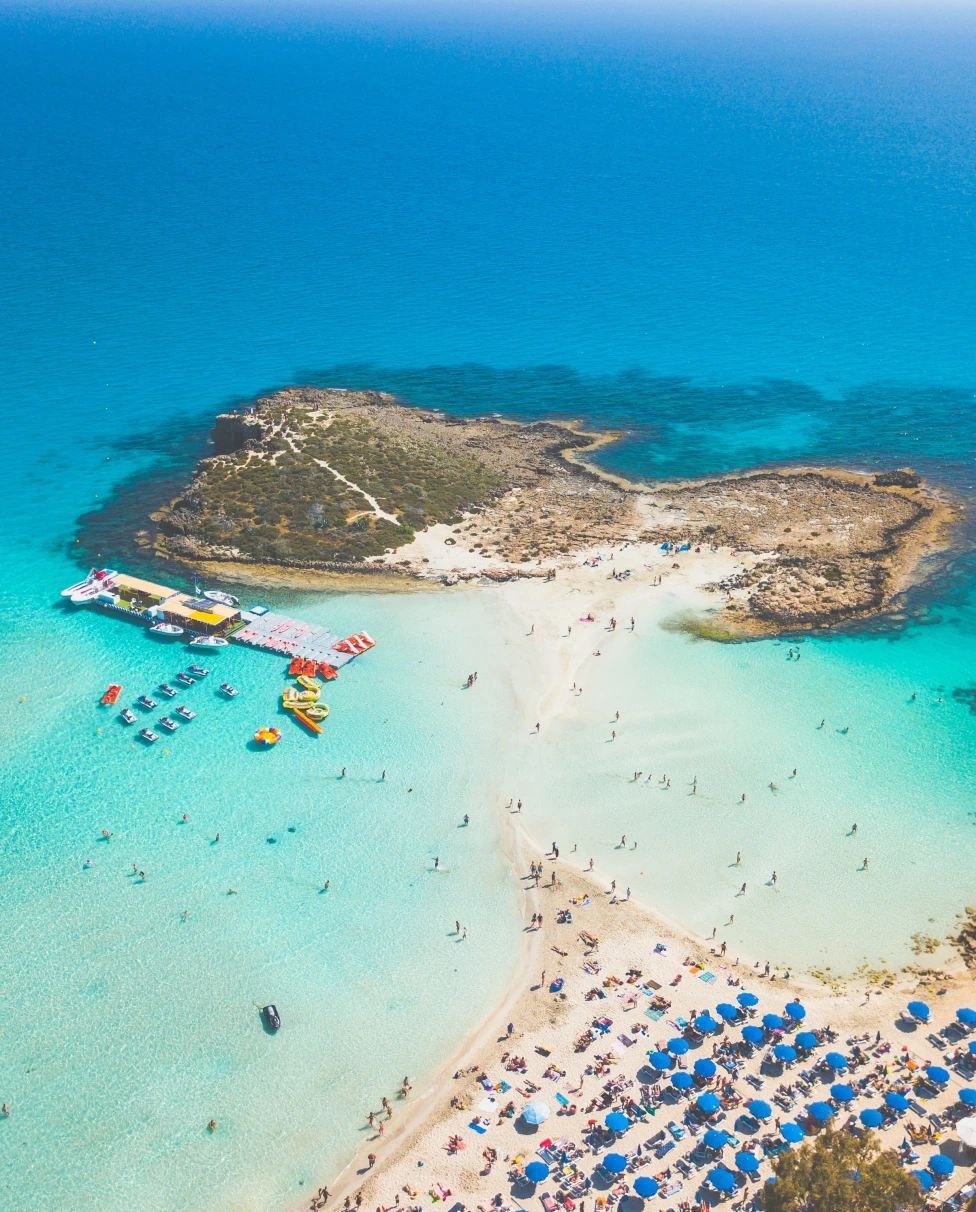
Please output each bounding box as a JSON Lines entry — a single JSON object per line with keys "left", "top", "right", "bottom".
{"left": 3, "top": 4, "right": 976, "bottom": 1208}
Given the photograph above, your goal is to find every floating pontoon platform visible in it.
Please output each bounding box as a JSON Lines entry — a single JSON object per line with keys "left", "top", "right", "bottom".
{"left": 232, "top": 611, "right": 358, "bottom": 667}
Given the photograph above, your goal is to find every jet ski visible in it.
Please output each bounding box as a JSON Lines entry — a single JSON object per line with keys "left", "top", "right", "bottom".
{"left": 262, "top": 1004, "right": 281, "bottom": 1032}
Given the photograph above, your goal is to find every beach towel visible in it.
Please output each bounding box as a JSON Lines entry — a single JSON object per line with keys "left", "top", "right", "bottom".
{"left": 556, "top": 1093, "right": 570, "bottom": 1106}
{"left": 468, "top": 1120, "right": 487, "bottom": 1134}
{"left": 644, "top": 1008, "right": 664, "bottom": 1022}
{"left": 478, "top": 1096, "right": 498, "bottom": 1113}
{"left": 700, "top": 972, "right": 717, "bottom": 983}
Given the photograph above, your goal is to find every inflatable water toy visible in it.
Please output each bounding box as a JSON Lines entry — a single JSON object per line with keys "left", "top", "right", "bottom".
{"left": 254, "top": 727, "right": 281, "bottom": 746}
{"left": 300, "top": 703, "right": 329, "bottom": 721}
{"left": 296, "top": 674, "right": 321, "bottom": 692}
{"left": 293, "top": 709, "right": 322, "bottom": 735}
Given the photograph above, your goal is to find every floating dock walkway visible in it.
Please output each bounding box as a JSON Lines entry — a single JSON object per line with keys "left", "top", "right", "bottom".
{"left": 232, "top": 610, "right": 362, "bottom": 667}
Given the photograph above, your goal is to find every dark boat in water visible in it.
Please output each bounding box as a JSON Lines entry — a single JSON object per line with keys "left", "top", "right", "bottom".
{"left": 262, "top": 1004, "right": 281, "bottom": 1032}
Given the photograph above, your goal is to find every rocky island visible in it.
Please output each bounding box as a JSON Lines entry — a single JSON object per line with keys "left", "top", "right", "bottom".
{"left": 145, "top": 386, "right": 958, "bottom": 637}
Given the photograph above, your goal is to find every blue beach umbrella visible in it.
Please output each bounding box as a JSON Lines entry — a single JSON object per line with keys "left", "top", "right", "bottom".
{"left": 716, "top": 1003, "right": 739, "bottom": 1021}
{"left": 694, "top": 1058, "right": 717, "bottom": 1078}
{"left": 704, "top": 1128, "right": 728, "bottom": 1149}
{"left": 708, "top": 1168, "right": 736, "bottom": 1192}
{"left": 785, "top": 1002, "right": 806, "bottom": 1020}
{"left": 914, "top": 1170, "right": 934, "bottom": 1192}
{"left": 970, "top": 1041, "right": 976, "bottom": 1054}
{"left": 825, "top": 1052, "right": 848, "bottom": 1070}
{"left": 525, "top": 1161, "right": 549, "bottom": 1182}
{"left": 603, "top": 1152, "right": 627, "bottom": 1174}
{"left": 780, "top": 1122, "right": 805, "bottom": 1143}
{"left": 633, "top": 1176, "right": 659, "bottom": 1198}
{"left": 605, "top": 1112, "right": 629, "bottom": 1132}
{"left": 762, "top": 1014, "right": 785, "bottom": 1031}
{"left": 809, "top": 1102, "right": 834, "bottom": 1121}
{"left": 795, "top": 1031, "right": 818, "bottom": 1050}
{"left": 522, "top": 1101, "right": 550, "bottom": 1125}
{"left": 667, "top": 1037, "right": 689, "bottom": 1056}
{"left": 885, "top": 1091, "right": 909, "bottom": 1112}
{"left": 696, "top": 1014, "right": 719, "bottom": 1034}
{"left": 748, "top": 1099, "right": 772, "bottom": 1120}
{"left": 929, "top": 1154, "right": 954, "bottom": 1176}
{"left": 742, "top": 1025, "right": 765, "bottom": 1045}
{"left": 958, "top": 1089, "right": 976, "bottom": 1107}
{"left": 671, "top": 1071, "right": 694, "bottom": 1090}
{"left": 907, "top": 1000, "right": 930, "bottom": 1021}
{"left": 774, "top": 1044, "right": 797, "bottom": 1063}
{"left": 648, "top": 1051, "right": 673, "bottom": 1071}
{"left": 735, "top": 1151, "right": 759, "bottom": 1173}
{"left": 737, "top": 992, "right": 759, "bottom": 1008}
{"left": 697, "top": 1092, "right": 721, "bottom": 1115}
{"left": 957, "top": 1007, "right": 976, "bottom": 1026}
{"left": 860, "top": 1109, "right": 884, "bottom": 1128}
{"left": 925, "top": 1066, "right": 949, "bottom": 1085}
{"left": 831, "top": 1084, "right": 855, "bottom": 1102}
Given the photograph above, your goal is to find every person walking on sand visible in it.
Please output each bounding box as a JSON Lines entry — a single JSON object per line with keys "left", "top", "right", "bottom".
{"left": 535, "top": 722, "right": 540, "bottom": 733}
{"left": 740, "top": 793, "right": 746, "bottom": 803}
{"left": 540, "top": 970, "right": 546, "bottom": 987}
{"left": 588, "top": 858, "right": 594, "bottom": 871}
{"left": 851, "top": 823, "right": 858, "bottom": 834}
{"left": 611, "top": 730, "right": 616, "bottom": 741}
{"left": 736, "top": 852, "right": 741, "bottom": 866}
{"left": 740, "top": 883, "right": 747, "bottom": 894}
{"left": 861, "top": 857, "right": 869, "bottom": 870}
{"left": 434, "top": 857, "right": 439, "bottom": 870}
{"left": 367, "top": 1153, "right": 376, "bottom": 1169}
{"left": 770, "top": 871, "right": 777, "bottom": 885}
{"left": 620, "top": 835, "right": 626, "bottom": 848}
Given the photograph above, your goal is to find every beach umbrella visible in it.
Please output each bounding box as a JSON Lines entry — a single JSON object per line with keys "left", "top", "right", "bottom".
{"left": 694, "top": 1058, "right": 717, "bottom": 1078}
{"left": 522, "top": 1101, "right": 550, "bottom": 1125}
{"left": 958, "top": 1089, "right": 976, "bottom": 1107}
{"left": 633, "top": 1176, "right": 659, "bottom": 1198}
{"left": 704, "top": 1128, "right": 728, "bottom": 1149}
{"left": 742, "top": 1025, "right": 765, "bottom": 1045}
{"left": 695, "top": 1014, "right": 719, "bottom": 1034}
{"left": 831, "top": 1084, "right": 855, "bottom": 1102}
{"left": 708, "top": 1167, "right": 736, "bottom": 1192}
{"left": 667, "top": 1037, "right": 689, "bottom": 1056}
{"left": 859, "top": 1108, "right": 884, "bottom": 1128}
{"left": 735, "top": 1151, "right": 759, "bottom": 1173}
{"left": 748, "top": 1099, "right": 772, "bottom": 1120}
{"left": 603, "top": 1152, "right": 627, "bottom": 1174}
{"left": 795, "top": 1031, "right": 818, "bottom": 1050}
{"left": 970, "top": 1041, "right": 976, "bottom": 1054}
{"left": 762, "top": 1014, "right": 785, "bottom": 1031}
{"left": 737, "top": 992, "right": 759, "bottom": 1008}
{"left": 648, "top": 1051, "right": 673, "bottom": 1071}
{"left": 697, "top": 1092, "right": 721, "bottom": 1115}
{"left": 671, "top": 1071, "right": 694, "bottom": 1090}
{"left": 809, "top": 1102, "right": 834, "bottom": 1121}
{"left": 956, "top": 1117, "right": 976, "bottom": 1148}
{"left": 716, "top": 1002, "right": 739, "bottom": 1021}
{"left": 929, "top": 1154, "right": 954, "bottom": 1176}
{"left": 781, "top": 1122, "right": 805, "bottom": 1144}
{"left": 605, "top": 1112, "right": 629, "bottom": 1132}
{"left": 784, "top": 1002, "right": 806, "bottom": 1021}
{"left": 773, "top": 1044, "right": 797, "bottom": 1064}
{"left": 907, "top": 1000, "right": 930, "bottom": 1021}
{"left": 957, "top": 1007, "right": 976, "bottom": 1026}
{"left": 525, "top": 1161, "right": 550, "bottom": 1182}
{"left": 914, "top": 1170, "right": 934, "bottom": 1192}
{"left": 825, "top": 1051, "right": 849, "bottom": 1070}
{"left": 885, "top": 1091, "right": 909, "bottom": 1112}
{"left": 925, "top": 1065, "right": 949, "bottom": 1085}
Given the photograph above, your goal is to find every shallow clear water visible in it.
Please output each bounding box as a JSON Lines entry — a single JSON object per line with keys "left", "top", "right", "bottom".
{"left": 3, "top": 2, "right": 976, "bottom": 1207}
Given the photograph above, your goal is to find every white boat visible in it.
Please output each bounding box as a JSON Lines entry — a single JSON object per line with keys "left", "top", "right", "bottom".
{"left": 203, "top": 590, "right": 239, "bottom": 608}
{"left": 120, "top": 708, "right": 136, "bottom": 724}
{"left": 218, "top": 683, "right": 238, "bottom": 697}
{"left": 174, "top": 705, "right": 196, "bottom": 721}
{"left": 61, "top": 568, "right": 118, "bottom": 598}
{"left": 158, "top": 716, "right": 180, "bottom": 732}
{"left": 190, "top": 634, "right": 229, "bottom": 648}
{"left": 150, "top": 623, "right": 184, "bottom": 637}
{"left": 138, "top": 728, "right": 159, "bottom": 744}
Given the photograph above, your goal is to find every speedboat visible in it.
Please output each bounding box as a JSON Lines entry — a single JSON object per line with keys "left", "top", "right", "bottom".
{"left": 203, "top": 590, "right": 239, "bottom": 608}
{"left": 158, "top": 683, "right": 177, "bottom": 698}
{"left": 174, "top": 705, "right": 196, "bottom": 721}
{"left": 120, "top": 708, "right": 136, "bottom": 724}
{"left": 176, "top": 672, "right": 196, "bottom": 686}
{"left": 136, "top": 696, "right": 158, "bottom": 710}
{"left": 101, "top": 683, "right": 122, "bottom": 705}
{"left": 187, "top": 664, "right": 210, "bottom": 678}
{"left": 219, "top": 683, "right": 238, "bottom": 697}
{"left": 190, "top": 634, "right": 229, "bottom": 647}
{"left": 150, "top": 623, "right": 184, "bottom": 637}
{"left": 261, "top": 1003, "right": 281, "bottom": 1031}
{"left": 61, "top": 568, "right": 118, "bottom": 598}
{"left": 158, "top": 716, "right": 180, "bottom": 732}
{"left": 138, "top": 728, "right": 159, "bottom": 743}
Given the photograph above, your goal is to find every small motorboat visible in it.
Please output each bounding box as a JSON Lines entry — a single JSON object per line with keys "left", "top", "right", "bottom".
{"left": 262, "top": 1003, "right": 281, "bottom": 1032}
{"left": 150, "top": 622, "right": 184, "bottom": 637}
{"left": 176, "top": 672, "right": 196, "bottom": 686}
{"left": 138, "top": 728, "right": 159, "bottom": 743}
{"left": 136, "top": 696, "right": 158, "bottom": 711}
{"left": 174, "top": 705, "right": 196, "bottom": 721}
{"left": 190, "top": 634, "right": 229, "bottom": 647}
{"left": 187, "top": 664, "right": 210, "bottom": 678}
{"left": 61, "top": 568, "right": 118, "bottom": 598}
{"left": 254, "top": 726, "right": 281, "bottom": 746}
{"left": 158, "top": 683, "right": 177, "bottom": 697}
{"left": 119, "top": 708, "right": 137, "bottom": 725}
{"left": 293, "top": 709, "right": 322, "bottom": 735}
{"left": 101, "top": 683, "right": 122, "bottom": 705}
{"left": 203, "top": 590, "right": 239, "bottom": 608}
{"left": 219, "top": 683, "right": 238, "bottom": 697}
{"left": 158, "top": 716, "right": 180, "bottom": 732}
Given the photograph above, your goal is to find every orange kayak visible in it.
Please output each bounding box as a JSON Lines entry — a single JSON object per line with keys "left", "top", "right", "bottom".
{"left": 101, "top": 684, "right": 122, "bottom": 705}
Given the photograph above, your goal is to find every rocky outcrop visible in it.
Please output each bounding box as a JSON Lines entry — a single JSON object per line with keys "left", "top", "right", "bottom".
{"left": 210, "top": 411, "right": 265, "bottom": 455}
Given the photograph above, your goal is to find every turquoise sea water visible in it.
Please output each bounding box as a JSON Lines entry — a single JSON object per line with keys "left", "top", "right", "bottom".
{"left": 3, "top": 2, "right": 976, "bottom": 1207}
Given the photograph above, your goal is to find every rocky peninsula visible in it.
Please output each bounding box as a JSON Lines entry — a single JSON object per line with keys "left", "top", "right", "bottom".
{"left": 146, "top": 386, "right": 958, "bottom": 637}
